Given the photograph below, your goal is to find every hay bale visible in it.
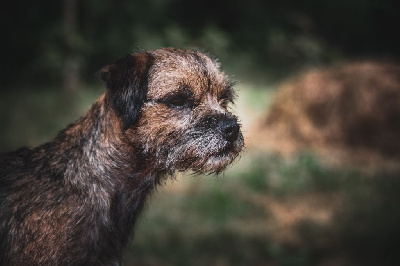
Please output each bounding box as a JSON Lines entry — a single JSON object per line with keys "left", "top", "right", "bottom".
{"left": 265, "top": 61, "right": 400, "bottom": 157}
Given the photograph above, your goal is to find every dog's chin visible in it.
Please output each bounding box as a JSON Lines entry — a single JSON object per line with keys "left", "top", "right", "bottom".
{"left": 207, "top": 139, "right": 244, "bottom": 173}
{"left": 175, "top": 139, "right": 243, "bottom": 175}
{"left": 199, "top": 152, "right": 239, "bottom": 174}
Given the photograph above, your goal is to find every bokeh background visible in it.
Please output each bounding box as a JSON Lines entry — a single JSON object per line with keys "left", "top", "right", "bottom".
{"left": 1, "top": 1, "right": 400, "bottom": 265}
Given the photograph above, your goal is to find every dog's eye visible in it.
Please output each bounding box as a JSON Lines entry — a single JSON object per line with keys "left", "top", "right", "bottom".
{"left": 219, "top": 98, "right": 235, "bottom": 109}
{"left": 219, "top": 98, "right": 230, "bottom": 108}
{"left": 218, "top": 87, "right": 236, "bottom": 109}
{"left": 166, "top": 95, "right": 190, "bottom": 108}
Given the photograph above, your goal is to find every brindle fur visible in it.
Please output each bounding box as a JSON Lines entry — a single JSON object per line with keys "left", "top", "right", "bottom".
{"left": 0, "top": 48, "right": 243, "bottom": 265}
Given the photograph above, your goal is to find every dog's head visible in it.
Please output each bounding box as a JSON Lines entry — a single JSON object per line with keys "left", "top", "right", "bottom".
{"left": 101, "top": 48, "right": 243, "bottom": 174}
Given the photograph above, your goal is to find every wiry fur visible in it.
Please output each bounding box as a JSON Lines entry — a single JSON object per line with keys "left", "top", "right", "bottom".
{"left": 0, "top": 48, "right": 243, "bottom": 265}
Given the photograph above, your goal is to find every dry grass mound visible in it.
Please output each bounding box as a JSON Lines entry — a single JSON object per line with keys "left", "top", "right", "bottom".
{"left": 265, "top": 60, "right": 400, "bottom": 158}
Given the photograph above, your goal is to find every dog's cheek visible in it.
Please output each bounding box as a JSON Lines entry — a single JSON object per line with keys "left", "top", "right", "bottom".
{"left": 134, "top": 108, "right": 184, "bottom": 149}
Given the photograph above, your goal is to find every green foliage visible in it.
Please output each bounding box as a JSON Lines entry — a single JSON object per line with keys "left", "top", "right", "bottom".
{"left": 184, "top": 181, "right": 266, "bottom": 224}
{"left": 0, "top": 87, "right": 101, "bottom": 152}
{"left": 129, "top": 227, "right": 272, "bottom": 266}
{"left": 337, "top": 172, "right": 400, "bottom": 265}
{"left": 266, "top": 243, "right": 310, "bottom": 266}
{"left": 243, "top": 162, "right": 269, "bottom": 192}
{"left": 242, "top": 152, "right": 349, "bottom": 196}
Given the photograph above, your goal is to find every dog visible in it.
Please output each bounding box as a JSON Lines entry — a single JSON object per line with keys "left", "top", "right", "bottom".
{"left": 0, "top": 48, "right": 243, "bottom": 265}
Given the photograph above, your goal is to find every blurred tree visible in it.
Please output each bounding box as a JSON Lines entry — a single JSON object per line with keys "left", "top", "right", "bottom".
{"left": 1, "top": 0, "right": 399, "bottom": 90}
{"left": 0, "top": 0, "right": 62, "bottom": 90}
{"left": 63, "top": 0, "right": 80, "bottom": 92}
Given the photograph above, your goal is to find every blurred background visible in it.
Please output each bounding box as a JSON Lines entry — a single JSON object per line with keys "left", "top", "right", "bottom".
{"left": 1, "top": 0, "right": 400, "bottom": 265}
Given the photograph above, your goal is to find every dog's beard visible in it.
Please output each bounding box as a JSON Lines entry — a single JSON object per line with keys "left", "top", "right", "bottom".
{"left": 153, "top": 128, "right": 243, "bottom": 175}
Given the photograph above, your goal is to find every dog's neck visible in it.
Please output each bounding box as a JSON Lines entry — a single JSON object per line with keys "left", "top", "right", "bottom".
{"left": 35, "top": 93, "right": 164, "bottom": 255}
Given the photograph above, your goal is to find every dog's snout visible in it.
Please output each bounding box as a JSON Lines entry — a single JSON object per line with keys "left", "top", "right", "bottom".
{"left": 217, "top": 119, "right": 239, "bottom": 142}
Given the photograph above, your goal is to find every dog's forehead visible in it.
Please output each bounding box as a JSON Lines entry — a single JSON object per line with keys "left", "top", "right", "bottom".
{"left": 147, "top": 48, "right": 228, "bottom": 99}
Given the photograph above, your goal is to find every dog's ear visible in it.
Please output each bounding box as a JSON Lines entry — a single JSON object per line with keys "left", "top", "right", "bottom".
{"left": 101, "top": 52, "right": 153, "bottom": 130}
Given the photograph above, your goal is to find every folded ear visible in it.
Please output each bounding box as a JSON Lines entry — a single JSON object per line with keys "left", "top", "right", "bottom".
{"left": 101, "top": 52, "right": 153, "bottom": 130}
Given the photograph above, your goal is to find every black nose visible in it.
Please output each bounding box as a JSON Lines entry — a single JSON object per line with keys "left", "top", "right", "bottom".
{"left": 217, "top": 119, "right": 240, "bottom": 142}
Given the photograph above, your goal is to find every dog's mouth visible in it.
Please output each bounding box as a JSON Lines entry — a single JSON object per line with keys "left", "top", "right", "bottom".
{"left": 205, "top": 134, "right": 243, "bottom": 164}
{"left": 161, "top": 129, "right": 244, "bottom": 174}
{"left": 213, "top": 141, "right": 237, "bottom": 157}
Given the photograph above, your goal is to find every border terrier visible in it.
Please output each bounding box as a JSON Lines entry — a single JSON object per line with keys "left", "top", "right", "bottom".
{"left": 0, "top": 48, "right": 243, "bottom": 265}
